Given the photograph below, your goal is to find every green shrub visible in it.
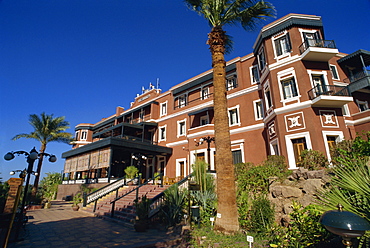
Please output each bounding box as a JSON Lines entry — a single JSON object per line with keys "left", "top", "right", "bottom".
{"left": 191, "top": 190, "right": 217, "bottom": 226}
{"left": 248, "top": 195, "right": 274, "bottom": 233}
{"left": 160, "top": 184, "right": 187, "bottom": 227}
{"left": 269, "top": 202, "right": 331, "bottom": 247}
{"left": 300, "top": 149, "right": 329, "bottom": 170}
{"left": 124, "top": 165, "right": 139, "bottom": 179}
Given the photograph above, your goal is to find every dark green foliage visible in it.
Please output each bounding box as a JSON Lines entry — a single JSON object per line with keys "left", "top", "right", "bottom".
{"left": 235, "top": 156, "right": 290, "bottom": 229}
{"left": 269, "top": 202, "right": 332, "bottom": 247}
{"left": 160, "top": 185, "right": 187, "bottom": 227}
{"left": 40, "top": 172, "right": 62, "bottom": 201}
{"left": 248, "top": 195, "right": 274, "bottom": 233}
{"left": 0, "top": 180, "right": 9, "bottom": 213}
{"left": 191, "top": 190, "right": 217, "bottom": 226}
{"left": 134, "top": 195, "right": 151, "bottom": 220}
{"left": 300, "top": 149, "right": 329, "bottom": 170}
{"left": 235, "top": 155, "right": 290, "bottom": 194}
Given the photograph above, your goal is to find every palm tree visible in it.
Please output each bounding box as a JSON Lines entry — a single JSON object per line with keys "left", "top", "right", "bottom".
{"left": 185, "top": 0, "right": 275, "bottom": 233}
{"left": 12, "top": 113, "right": 73, "bottom": 196}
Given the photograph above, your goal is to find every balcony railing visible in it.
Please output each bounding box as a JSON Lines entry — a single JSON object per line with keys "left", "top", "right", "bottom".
{"left": 308, "top": 85, "right": 350, "bottom": 100}
{"left": 174, "top": 93, "right": 214, "bottom": 110}
{"left": 343, "top": 70, "right": 370, "bottom": 84}
{"left": 299, "top": 39, "right": 336, "bottom": 55}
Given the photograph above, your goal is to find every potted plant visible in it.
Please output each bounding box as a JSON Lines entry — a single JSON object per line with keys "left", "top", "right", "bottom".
{"left": 72, "top": 193, "right": 82, "bottom": 211}
{"left": 134, "top": 195, "right": 151, "bottom": 232}
{"left": 124, "top": 166, "right": 139, "bottom": 185}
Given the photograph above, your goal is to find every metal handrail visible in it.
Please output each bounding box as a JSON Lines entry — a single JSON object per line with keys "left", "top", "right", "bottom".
{"left": 83, "top": 176, "right": 128, "bottom": 206}
{"left": 307, "top": 84, "right": 349, "bottom": 100}
{"left": 174, "top": 93, "right": 214, "bottom": 110}
{"left": 343, "top": 70, "right": 370, "bottom": 84}
{"left": 148, "top": 174, "right": 192, "bottom": 219}
{"left": 299, "top": 39, "right": 336, "bottom": 54}
{"left": 110, "top": 173, "right": 164, "bottom": 217}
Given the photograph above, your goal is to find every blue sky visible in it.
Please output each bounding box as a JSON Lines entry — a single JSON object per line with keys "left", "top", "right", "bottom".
{"left": 1, "top": 0, "right": 370, "bottom": 182}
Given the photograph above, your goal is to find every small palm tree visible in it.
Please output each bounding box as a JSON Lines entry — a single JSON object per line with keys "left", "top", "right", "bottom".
{"left": 12, "top": 113, "right": 73, "bottom": 196}
{"left": 184, "top": 0, "right": 275, "bottom": 233}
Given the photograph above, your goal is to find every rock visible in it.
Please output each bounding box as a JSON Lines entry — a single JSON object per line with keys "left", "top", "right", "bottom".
{"left": 301, "top": 179, "right": 323, "bottom": 195}
{"left": 281, "top": 186, "right": 302, "bottom": 198}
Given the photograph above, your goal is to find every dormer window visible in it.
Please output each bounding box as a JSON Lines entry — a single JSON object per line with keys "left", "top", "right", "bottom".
{"left": 273, "top": 32, "right": 291, "bottom": 57}
{"left": 226, "top": 75, "right": 237, "bottom": 91}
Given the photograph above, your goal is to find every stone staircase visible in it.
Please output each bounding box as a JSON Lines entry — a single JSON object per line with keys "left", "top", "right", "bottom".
{"left": 82, "top": 184, "right": 169, "bottom": 225}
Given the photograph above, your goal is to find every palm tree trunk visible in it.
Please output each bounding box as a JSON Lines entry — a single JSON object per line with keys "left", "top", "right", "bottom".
{"left": 208, "top": 26, "right": 239, "bottom": 233}
{"left": 31, "top": 144, "right": 46, "bottom": 197}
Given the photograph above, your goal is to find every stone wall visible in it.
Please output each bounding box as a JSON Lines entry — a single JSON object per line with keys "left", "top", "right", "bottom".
{"left": 268, "top": 167, "right": 331, "bottom": 226}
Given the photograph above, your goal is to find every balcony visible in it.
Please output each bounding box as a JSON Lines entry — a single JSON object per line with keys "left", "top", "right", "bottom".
{"left": 299, "top": 39, "right": 338, "bottom": 61}
{"left": 343, "top": 70, "right": 370, "bottom": 94}
{"left": 308, "top": 85, "right": 353, "bottom": 107}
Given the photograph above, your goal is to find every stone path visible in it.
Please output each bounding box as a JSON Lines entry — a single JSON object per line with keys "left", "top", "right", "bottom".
{"left": 7, "top": 201, "right": 182, "bottom": 248}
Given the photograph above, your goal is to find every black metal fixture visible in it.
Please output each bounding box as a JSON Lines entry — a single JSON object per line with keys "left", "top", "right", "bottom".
{"left": 320, "top": 204, "right": 370, "bottom": 247}
{"left": 194, "top": 136, "right": 215, "bottom": 171}
{"left": 4, "top": 147, "right": 57, "bottom": 211}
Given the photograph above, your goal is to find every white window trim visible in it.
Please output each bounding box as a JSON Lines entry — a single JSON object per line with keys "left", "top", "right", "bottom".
{"left": 200, "top": 115, "right": 209, "bottom": 126}
{"left": 176, "top": 158, "right": 187, "bottom": 177}
{"left": 253, "top": 99, "right": 264, "bottom": 120}
{"left": 307, "top": 70, "right": 328, "bottom": 88}
{"left": 190, "top": 148, "right": 216, "bottom": 171}
{"left": 80, "top": 130, "right": 88, "bottom": 140}
{"left": 201, "top": 87, "right": 210, "bottom": 100}
{"left": 263, "top": 81, "right": 273, "bottom": 112}
{"left": 322, "top": 131, "right": 344, "bottom": 162}
{"left": 272, "top": 31, "right": 291, "bottom": 60}
{"left": 329, "top": 64, "right": 340, "bottom": 80}
{"left": 298, "top": 28, "right": 320, "bottom": 43}
{"left": 228, "top": 104, "right": 241, "bottom": 126}
{"left": 342, "top": 104, "right": 350, "bottom": 117}
{"left": 269, "top": 138, "right": 279, "bottom": 155}
{"left": 250, "top": 65, "right": 260, "bottom": 85}
{"left": 285, "top": 131, "right": 312, "bottom": 169}
{"left": 257, "top": 46, "right": 267, "bottom": 73}
{"left": 356, "top": 99, "right": 369, "bottom": 112}
{"left": 159, "top": 125, "right": 167, "bottom": 142}
{"left": 160, "top": 101, "right": 167, "bottom": 117}
{"left": 277, "top": 68, "right": 301, "bottom": 104}
{"left": 177, "top": 118, "right": 187, "bottom": 138}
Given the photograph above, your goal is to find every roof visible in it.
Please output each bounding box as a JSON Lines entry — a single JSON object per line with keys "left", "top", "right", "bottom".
{"left": 337, "top": 49, "right": 370, "bottom": 68}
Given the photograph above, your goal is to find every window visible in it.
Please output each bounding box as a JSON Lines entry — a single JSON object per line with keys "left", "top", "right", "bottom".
{"left": 312, "top": 75, "right": 327, "bottom": 94}
{"left": 250, "top": 65, "right": 260, "bottom": 84}
{"left": 159, "top": 126, "right": 166, "bottom": 141}
{"left": 177, "top": 120, "right": 186, "bottom": 137}
{"left": 274, "top": 33, "right": 291, "bottom": 57}
{"left": 200, "top": 115, "right": 209, "bottom": 126}
{"left": 264, "top": 85, "right": 273, "bottom": 110}
{"left": 356, "top": 100, "right": 369, "bottom": 112}
{"left": 81, "top": 131, "right": 87, "bottom": 140}
{"left": 232, "top": 150, "right": 242, "bottom": 164}
{"left": 292, "top": 138, "right": 307, "bottom": 166}
{"left": 201, "top": 87, "right": 209, "bottom": 100}
{"left": 75, "top": 131, "right": 79, "bottom": 140}
{"left": 330, "top": 65, "right": 339, "bottom": 80}
{"left": 226, "top": 75, "right": 237, "bottom": 91}
{"left": 139, "top": 110, "right": 144, "bottom": 121}
{"left": 281, "top": 78, "right": 298, "bottom": 99}
{"left": 342, "top": 104, "right": 350, "bottom": 116}
{"left": 228, "top": 106, "right": 240, "bottom": 126}
{"left": 327, "top": 136, "right": 337, "bottom": 149}
{"left": 303, "top": 31, "right": 321, "bottom": 46}
{"left": 254, "top": 100, "right": 264, "bottom": 120}
{"left": 160, "top": 102, "right": 167, "bottom": 116}
{"left": 258, "top": 47, "right": 266, "bottom": 71}
{"left": 178, "top": 95, "right": 187, "bottom": 108}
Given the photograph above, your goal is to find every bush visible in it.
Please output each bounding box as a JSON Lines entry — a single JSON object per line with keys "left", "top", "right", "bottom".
{"left": 160, "top": 184, "right": 187, "bottom": 227}
{"left": 124, "top": 165, "right": 139, "bottom": 179}
{"left": 248, "top": 195, "right": 274, "bottom": 233}
{"left": 300, "top": 149, "right": 329, "bottom": 170}
{"left": 269, "top": 202, "right": 332, "bottom": 247}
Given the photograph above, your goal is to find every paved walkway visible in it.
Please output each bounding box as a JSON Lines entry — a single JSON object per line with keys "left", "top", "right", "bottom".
{"left": 7, "top": 201, "right": 182, "bottom": 248}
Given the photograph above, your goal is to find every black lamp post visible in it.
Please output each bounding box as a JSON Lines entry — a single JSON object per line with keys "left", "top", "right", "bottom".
{"left": 320, "top": 204, "right": 370, "bottom": 247}
{"left": 4, "top": 147, "right": 57, "bottom": 211}
{"left": 195, "top": 136, "right": 215, "bottom": 171}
